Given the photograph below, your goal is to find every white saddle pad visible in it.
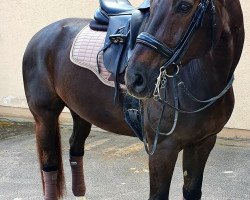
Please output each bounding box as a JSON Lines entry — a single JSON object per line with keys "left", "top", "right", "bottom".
{"left": 70, "top": 25, "right": 114, "bottom": 87}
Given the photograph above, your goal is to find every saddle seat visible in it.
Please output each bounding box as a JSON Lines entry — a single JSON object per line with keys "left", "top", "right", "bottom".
{"left": 93, "top": 0, "right": 150, "bottom": 26}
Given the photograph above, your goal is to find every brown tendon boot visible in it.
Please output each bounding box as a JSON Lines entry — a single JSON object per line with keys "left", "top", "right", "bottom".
{"left": 42, "top": 170, "right": 58, "bottom": 200}
{"left": 70, "top": 156, "right": 86, "bottom": 197}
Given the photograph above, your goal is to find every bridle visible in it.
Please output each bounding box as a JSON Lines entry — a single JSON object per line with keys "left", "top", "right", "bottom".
{"left": 133, "top": 0, "right": 234, "bottom": 155}
{"left": 137, "top": 0, "right": 217, "bottom": 100}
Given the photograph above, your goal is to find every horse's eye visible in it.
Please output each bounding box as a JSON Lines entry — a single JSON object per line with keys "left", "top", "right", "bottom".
{"left": 176, "top": 2, "right": 192, "bottom": 14}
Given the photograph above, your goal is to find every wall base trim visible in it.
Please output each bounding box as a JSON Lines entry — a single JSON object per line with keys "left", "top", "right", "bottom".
{"left": 1, "top": 106, "right": 249, "bottom": 139}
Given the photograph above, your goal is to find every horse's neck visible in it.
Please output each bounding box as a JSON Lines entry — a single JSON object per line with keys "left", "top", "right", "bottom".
{"left": 212, "top": 0, "right": 244, "bottom": 78}
{"left": 181, "top": 0, "right": 244, "bottom": 96}
{"left": 180, "top": 47, "right": 233, "bottom": 98}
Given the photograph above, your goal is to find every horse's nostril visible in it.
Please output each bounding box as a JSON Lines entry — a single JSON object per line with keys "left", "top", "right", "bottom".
{"left": 131, "top": 73, "right": 146, "bottom": 93}
{"left": 134, "top": 74, "right": 144, "bottom": 87}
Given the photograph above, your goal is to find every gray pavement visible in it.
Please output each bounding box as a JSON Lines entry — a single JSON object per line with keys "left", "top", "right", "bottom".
{"left": 0, "top": 120, "right": 249, "bottom": 200}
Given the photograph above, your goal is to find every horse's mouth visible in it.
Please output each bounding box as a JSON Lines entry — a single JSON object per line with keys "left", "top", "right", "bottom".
{"left": 126, "top": 85, "right": 153, "bottom": 99}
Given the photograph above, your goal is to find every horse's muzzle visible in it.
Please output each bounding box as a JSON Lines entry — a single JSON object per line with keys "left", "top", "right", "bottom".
{"left": 125, "top": 67, "right": 152, "bottom": 99}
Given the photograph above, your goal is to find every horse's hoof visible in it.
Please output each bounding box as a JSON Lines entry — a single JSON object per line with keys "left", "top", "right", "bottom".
{"left": 76, "top": 197, "right": 86, "bottom": 200}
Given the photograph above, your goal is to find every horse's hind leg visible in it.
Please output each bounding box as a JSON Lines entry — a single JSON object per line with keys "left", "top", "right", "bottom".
{"left": 182, "top": 135, "right": 217, "bottom": 200}
{"left": 69, "top": 110, "right": 92, "bottom": 197}
{"left": 24, "top": 73, "right": 65, "bottom": 198}
{"left": 29, "top": 99, "right": 65, "bottom": 200}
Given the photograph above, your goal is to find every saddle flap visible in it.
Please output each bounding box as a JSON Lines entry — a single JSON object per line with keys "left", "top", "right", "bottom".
{"left": 103, "top": 15, "right": 132, "bottom": 75}
{"left": 103, "top": 9, "right": 149, "bottom": 75}
{"left": 127, "top": 9, "right": 149, "bottom": 58}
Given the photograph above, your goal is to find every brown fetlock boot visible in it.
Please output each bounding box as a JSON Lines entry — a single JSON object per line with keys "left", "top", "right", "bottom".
{"left": 70, "top": 156, "right": 86, "bottom": 197}
{"left": 43, "top": 170, "right": 58, "bottom": 200}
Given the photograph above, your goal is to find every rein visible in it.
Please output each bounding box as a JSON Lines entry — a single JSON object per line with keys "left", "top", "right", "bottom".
{"left": 133, "top": 0, "right": 234, "bottom": 155}
{"left": 142, "top": 74, "right": 234, "bottom": 156}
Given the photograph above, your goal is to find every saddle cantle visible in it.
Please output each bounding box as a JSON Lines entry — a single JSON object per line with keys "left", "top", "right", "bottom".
{"left": 91, "top": 0, "right": 140, "bottom": 28}
{"left": 92, "top": 0, "right": 150, "bottom": 26}
{"left": 100, "top": 0, "right": 134, "bottom": 15}
{"left": 93, "top": 0, "right": 135, "bottom": 26}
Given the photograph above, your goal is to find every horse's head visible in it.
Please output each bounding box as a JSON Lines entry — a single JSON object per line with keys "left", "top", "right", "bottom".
{"left": 125, "top": 0, "right": 218, "bottom": 99}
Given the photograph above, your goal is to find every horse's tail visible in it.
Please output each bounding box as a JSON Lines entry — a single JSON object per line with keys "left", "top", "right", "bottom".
{"left": 36, "top": 120, "right": 65, "bottom": 199}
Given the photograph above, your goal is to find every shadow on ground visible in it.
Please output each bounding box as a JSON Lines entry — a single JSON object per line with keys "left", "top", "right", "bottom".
{"left": 0, "top": 119, "right": 249, "bottom": 200}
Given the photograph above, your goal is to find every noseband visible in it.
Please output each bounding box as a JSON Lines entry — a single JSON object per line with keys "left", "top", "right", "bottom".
{"left": 133, "top": 0, "right": 234, "bottom": 155}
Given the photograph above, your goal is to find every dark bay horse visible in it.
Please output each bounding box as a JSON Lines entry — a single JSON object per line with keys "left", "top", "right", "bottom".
{"left": 23, "top": 0, "right": 244, "bottom": 200}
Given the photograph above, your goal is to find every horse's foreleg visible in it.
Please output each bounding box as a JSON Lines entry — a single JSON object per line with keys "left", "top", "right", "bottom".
{"left": 148, "top": 140, "right": 179, "bottom": 200}
{"left": 182, "top": 135, "right": 217, "bottom": 200}
{"left": 69, "top": 111, "right": 92, "bottom": 197}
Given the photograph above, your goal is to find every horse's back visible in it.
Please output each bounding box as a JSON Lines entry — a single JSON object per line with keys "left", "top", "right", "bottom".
{"left": 23, "top": 18, "right": 90, "bottom": 69}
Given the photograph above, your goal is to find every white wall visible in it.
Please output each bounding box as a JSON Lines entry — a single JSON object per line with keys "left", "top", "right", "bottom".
{"left": 0, "top": 0, "right": 249, "bottom": 130}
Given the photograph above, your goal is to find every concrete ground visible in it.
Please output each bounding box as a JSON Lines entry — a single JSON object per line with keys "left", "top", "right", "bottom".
{"left": 0, "top": 119, "right": 249, "bottom": 200}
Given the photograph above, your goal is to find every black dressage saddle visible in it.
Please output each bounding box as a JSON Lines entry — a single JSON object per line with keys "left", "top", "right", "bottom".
{"left": 89, "top": 0, "right": 150, "bottom": 141}
{"left": 90, "top": 0, "right": 150, "bottom": 81}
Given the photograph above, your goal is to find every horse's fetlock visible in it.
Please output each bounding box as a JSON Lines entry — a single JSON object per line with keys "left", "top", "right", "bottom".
{"left": 43, "top": 170, "right": 58, "bottom": 200}
{"left": 70, "top": 156, "right": 86, "bottom": 197}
